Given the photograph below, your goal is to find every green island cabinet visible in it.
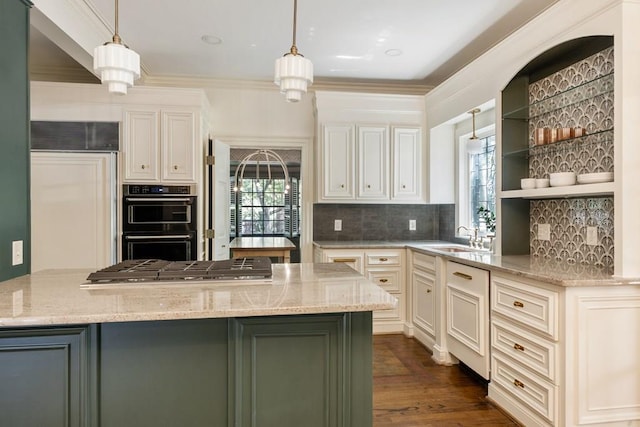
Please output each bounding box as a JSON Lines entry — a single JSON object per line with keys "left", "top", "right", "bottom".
{"left": 0, "top": 312, "right": 373, "bottom": 427}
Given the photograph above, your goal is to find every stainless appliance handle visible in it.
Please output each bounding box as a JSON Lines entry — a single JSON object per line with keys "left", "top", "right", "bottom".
{"left": 126, "top": 197, "right": 192, "bottom": 203}
{"left": 124, "top": 235, "right": 192, "bottom": 240}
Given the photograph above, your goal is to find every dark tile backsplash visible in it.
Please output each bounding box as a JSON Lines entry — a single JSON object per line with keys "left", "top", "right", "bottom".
{"left": 313, "top": 204, "right": 458, "bottom": 242}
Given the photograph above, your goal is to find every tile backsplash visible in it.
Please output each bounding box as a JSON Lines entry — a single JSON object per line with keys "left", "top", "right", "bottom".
{"left": 313, "top": 204, "right": 459, "bottom": 242}
{"left": 529, "top": 197, "right": 614, "bottom": 270}
{"left": 526, "top": 46, "right": 614, "bottom": 270}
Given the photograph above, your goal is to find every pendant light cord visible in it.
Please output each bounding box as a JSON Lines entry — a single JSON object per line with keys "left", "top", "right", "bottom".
{"left": 290, "top": 0, "right": 299, "bottom": 55}
{"left": 113, "top": 0, "right": 122, "bottom": 44}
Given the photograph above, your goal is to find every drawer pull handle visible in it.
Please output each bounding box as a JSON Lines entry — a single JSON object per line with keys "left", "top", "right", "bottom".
{"left": 514, "top": 343, "right": 525, "bottom": 352}
{"left": 453, "top": 272, "right": 473, "bottom": 280}
{"left": 513, "top": 379, "right": 525, "bottom": 389}
{"left": 513, "top": 301, "right": 525, "bottom": 308}
{"left": 379, "top": 257, "right": 388, "bottom": 262}
{"left": 379, "top": 278, "right": 389, "bottom": 283}
{"left": 333, "top": 258, "right": 356, "bottom": 263}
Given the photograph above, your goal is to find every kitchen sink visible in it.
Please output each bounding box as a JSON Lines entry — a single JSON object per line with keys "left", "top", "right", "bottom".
{"left": 425, "top": 245, "right": 489, "bottom": 254}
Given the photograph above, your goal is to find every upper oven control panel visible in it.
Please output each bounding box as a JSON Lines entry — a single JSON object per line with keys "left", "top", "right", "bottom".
{"left": 124, "top": 184, "right": 196, "bottom": 196}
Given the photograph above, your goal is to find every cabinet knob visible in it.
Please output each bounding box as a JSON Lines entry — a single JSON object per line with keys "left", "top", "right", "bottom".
{"left": 426, "top": 289, "right": 432, "bottom": 293}
{"left": 141, "top": 165, "right": 146, "bottom": 170}
{"left": 402, "top": 184, "right": 406, "bottom": 189}
{"left": 340, "top": 184, "right": 345, "bottom": 188}
{"left": 367, "top": 184, "right": 371, "bottom": 188}
{"left": 173, "top": 165, "right": 178, "bottom": 170}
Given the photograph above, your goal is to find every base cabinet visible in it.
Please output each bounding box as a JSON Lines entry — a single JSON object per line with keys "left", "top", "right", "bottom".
{"left": 489, "top": 272, "right": 640, "bottom": 427}
{"left": 0, "top": 313, "right": 373, "bottom": 427}
{"left": 0, "top": 326, "right": 94, "bottom": 427}
{"left": 410, "top": 252, "right": 436, "bottom": 346}
{"left": 316, "top": 247, "right": 406, "bottom": 333}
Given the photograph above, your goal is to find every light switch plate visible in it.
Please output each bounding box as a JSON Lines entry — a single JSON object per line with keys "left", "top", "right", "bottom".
{"left": 334, "top": 219, "right": 342, "bottom": 231}
{"left": 12, "top": 240, "right": 23, "bottom": 266}
{"left": 586, "top": 226, "right": 598, "bottom": 245}
{"left": 538, "top": 224, "right": 551, "bottom": 241}
{"left": 409, "top": 220, "right": 416, "bottom": 231}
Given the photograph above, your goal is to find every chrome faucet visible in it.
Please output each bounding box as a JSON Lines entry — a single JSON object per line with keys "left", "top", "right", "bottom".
{"left": 457, "top": 225, "right": 480, "bottom": 248}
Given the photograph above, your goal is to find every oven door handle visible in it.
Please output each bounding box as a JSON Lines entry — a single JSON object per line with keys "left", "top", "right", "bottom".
{"left": 124, "top": 235, "right": 192, "bottom": 240}
{"left": 125, "top": 197, "right": 193, "bottom": 203}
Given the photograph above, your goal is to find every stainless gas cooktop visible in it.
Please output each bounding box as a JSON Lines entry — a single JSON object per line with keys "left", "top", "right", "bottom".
{"left": 86, "top": 257, "right": 272, "bottom": 283}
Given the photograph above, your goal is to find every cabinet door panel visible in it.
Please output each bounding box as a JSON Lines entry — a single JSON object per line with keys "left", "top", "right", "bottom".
{"left": 358, "top": 125, "right": 388, "bottom": 199}
{"left": 392, "top": 127, "right": 422, "bottom": 201}
{"left": 322, "top": 124, "right": 355, "bottom": 199}
{"left": 124, "top": 110, "right": 159, "bottom": 181}
{"left": 0, "top": 327, "right": 92, "bottom": 427}
{"left": 413, "top": 268, "right": 435, "bottom": 336}
{"left": 161, "top": 111, "right": 196, "bottom": 182}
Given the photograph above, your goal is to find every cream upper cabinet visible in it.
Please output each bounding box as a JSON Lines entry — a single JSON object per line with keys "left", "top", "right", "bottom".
{"left": 123, "top": 109, "right": 197, "bottom": 183}
{"left": 161, "top": 111, "right": 196, "bottom": 182}
{"left": 319, "top": 122, "right": 423, "bottom": 203}
{"left": 357, "top": 125, "right": 389, "bottom": 199}
{"left": 321, "top": 124, "right": 355, "bottom": 200}
{"left": 123, "top": 110, "right": 160, "bottom": 182}
{"left": 392, "top": 127, "right": 422, "bottom": 201}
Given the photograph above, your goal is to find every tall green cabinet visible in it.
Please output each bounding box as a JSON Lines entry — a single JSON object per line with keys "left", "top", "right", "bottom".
{"left": 0, "top": 0, "right": 31, "bottom": 282}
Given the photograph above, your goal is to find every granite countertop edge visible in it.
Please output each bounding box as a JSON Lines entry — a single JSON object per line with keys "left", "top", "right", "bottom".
{"left": 313, "top": 240, "right": 640, "bottom": 287}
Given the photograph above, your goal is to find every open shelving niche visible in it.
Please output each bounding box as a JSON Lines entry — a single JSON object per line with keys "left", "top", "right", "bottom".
{"left": 499, "top": 36, "right": 615, "bottom": 256}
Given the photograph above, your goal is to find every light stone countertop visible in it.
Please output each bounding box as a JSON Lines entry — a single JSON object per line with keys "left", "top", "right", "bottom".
{"left": 314, "top": 240, "right": 640, "bottom": 287}
{"left": 0, "top": 263, "right": 397, "bottom": 328}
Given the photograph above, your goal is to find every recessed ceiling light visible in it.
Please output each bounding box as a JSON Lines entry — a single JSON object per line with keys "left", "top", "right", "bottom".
{"left": 201, "top": 35, "right": 222, "bottom": 45}
{"left": 385, "top": 49, "right": 403, "bottom": 57}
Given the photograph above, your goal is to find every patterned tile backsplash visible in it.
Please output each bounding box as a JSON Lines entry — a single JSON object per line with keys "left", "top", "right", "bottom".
{"left": 529, "top": 197, "right": 614, "bottom": 270}
{"left": 525, "top": 46, "right": 614, "bottom": 268}
{"left": 528, "top": 46, "right": 614, "bottom": 178}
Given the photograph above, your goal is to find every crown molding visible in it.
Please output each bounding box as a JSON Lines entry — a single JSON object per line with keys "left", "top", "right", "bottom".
{"left": 141, "top": 75, "right": 433, "bottom": 96}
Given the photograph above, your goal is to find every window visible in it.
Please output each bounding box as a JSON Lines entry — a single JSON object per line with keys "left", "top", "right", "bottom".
{"left": 230, "top": 177, "right": 301, "bottom": 237}
{"left": 467, "top": 135, "right": 496, "bottom": 233}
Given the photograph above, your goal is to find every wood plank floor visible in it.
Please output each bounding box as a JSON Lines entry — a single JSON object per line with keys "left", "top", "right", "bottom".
{"left": 373, "top": 334, "right": 520, "bottom": 426}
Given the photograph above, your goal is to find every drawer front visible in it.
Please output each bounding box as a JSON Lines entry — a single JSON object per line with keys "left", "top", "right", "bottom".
{"left": 412, "top": 251, "right": 435, "bottom": 272}
{"left": 491, "top": 319, "right": 558, "bottom": 382}
{"left": 492, "top": 353, "right": 557, "bottom": 424}
{"left": 324, "top": 251, "right": 365, "bottom": 274}
{"left": 367, "top": 268, "right": 402, "bottom": 293}
{"left": 447, "top": 261, "right": 489, "bottom": 290}
{"left": 491, "top": 274, "right": 558, "bottom": 340}
{"left": 366, "top": 251, "right": 402, "bottom": 267}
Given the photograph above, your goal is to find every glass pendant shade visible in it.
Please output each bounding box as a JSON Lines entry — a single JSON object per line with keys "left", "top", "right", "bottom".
{"left": 94, "top": 42, "right": 140, "bottom": 95}
{"left": 274, "top": 54, "right": 313, "bottom": 102}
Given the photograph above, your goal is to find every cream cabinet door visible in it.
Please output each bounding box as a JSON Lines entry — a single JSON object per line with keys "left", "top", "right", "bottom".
{"left": 321, "top": 124, "right": 355, "bottom": 200}
{"left": 161, "top": 111, "right": 196, "bottom": 182}
{"left": 123, "top": 110, "right": 160, "bottom": 182}
{"left": 413, "top": 267, "right": 435, "bottom": 337}
{"left": 392, "top": 127, "right": 422, "bottom": 201}
{"left": 357, "top": 125, "right": 389, "bottom": 200}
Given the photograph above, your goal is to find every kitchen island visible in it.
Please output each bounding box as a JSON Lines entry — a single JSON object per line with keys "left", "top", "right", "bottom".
{"left": 0, "top": 263, "right": 396, "bottom": 427}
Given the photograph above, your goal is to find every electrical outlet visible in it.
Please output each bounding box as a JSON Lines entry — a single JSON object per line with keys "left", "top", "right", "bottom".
{"left": 538, "top": 224, "right": 550, "bottom": 241}
{"left": 586, "top": 226, "right": 598, "bottom": 246}
{"left": 409, "top": 219, "right": 416, "bottom": 231}
{"left": 334, "top": 219, "right": 342, "bottom": 232}
{"left": 12, "top": 240, "right": 23, "bottom": 266}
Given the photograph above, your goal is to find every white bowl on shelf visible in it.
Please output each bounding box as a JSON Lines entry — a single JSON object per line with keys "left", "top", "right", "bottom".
{"left": 577, "top": 172, "right": 613, "bottom": 184}
{"left": 535, "top": 178, "right": 550, "bottom": 188}
{"left": 520, "top": 178, "right": 536, "bottom": 190}
{"left": 549, "top": 172, "right": 576, "bottom": 187}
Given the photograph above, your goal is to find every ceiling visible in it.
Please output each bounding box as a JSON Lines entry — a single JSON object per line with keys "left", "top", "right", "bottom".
{"left": 30, "top": 0, "right": 560, "bottom": 90}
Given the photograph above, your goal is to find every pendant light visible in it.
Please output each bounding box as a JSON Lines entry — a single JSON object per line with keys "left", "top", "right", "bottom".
{"left": 93, "top": 0, "right": 140, "bottom": 95}
{"left": 467, "top": 108, "right": 483, "bottom": 154}
{"left": 233, "top": 149, "right": 291, "bottom": 194}
{"left": 274, "top": 0, "right": 313, "bottom": 102}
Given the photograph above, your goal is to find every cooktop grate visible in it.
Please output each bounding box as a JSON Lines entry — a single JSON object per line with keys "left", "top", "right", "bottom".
{"left": 86, "top": 257, "right": 272, "bottom": 283}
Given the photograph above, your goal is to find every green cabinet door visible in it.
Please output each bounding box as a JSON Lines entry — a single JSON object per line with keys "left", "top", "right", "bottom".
{"left": 99, "top": 318, "right": 229, "bottom": 427}
{"left": 230, "top": 312, "right": 373, "bottom": 427}
{"left": 0, "top": 326, "right": 95, "bottom": 427}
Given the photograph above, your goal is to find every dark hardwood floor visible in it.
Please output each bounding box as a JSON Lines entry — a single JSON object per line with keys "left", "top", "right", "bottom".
{"left": 373, "top": 334, "right": 519, "bottom": 426}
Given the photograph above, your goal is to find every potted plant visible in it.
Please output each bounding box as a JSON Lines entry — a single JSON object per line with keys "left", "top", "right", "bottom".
{"left": 477, "top": 206, "right": 496, "bottom": 235}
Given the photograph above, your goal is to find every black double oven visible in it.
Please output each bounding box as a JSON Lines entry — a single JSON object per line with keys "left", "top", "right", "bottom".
{"left": 122, "top": 184, "right": 197, "bottom": 261}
